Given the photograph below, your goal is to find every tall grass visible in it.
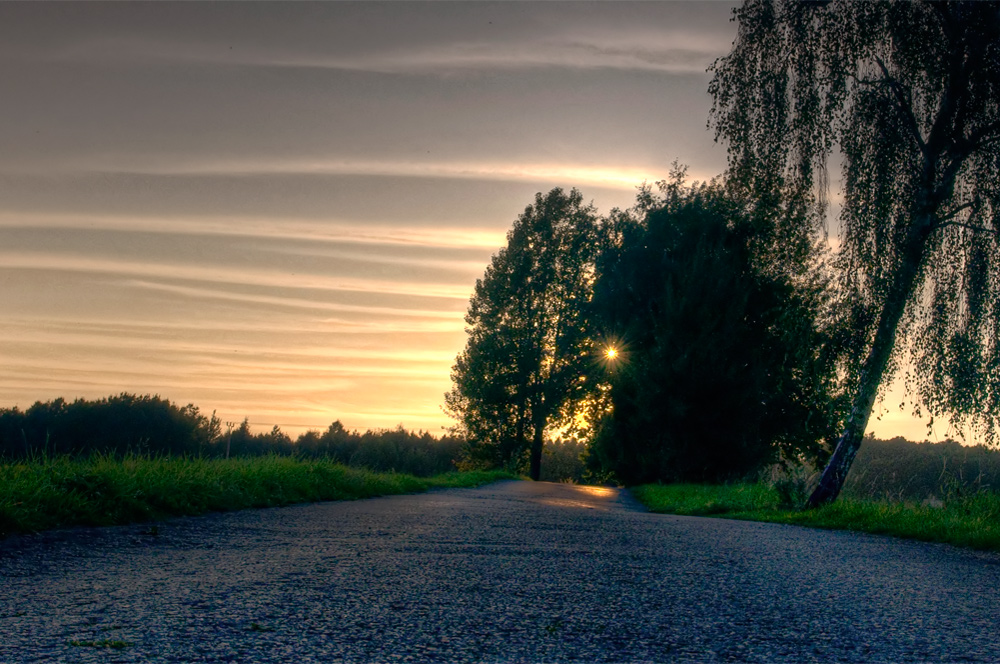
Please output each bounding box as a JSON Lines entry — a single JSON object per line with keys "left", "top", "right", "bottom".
{"left": 845, "top": 436, "right": 1000, "bottom": 500}
{"left": 0, "top": 454, "right": 514, "bottom": 538}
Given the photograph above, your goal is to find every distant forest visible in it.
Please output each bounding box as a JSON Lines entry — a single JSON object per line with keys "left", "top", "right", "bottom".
{"left": 0, "top": 393, "right": 586, "bottom": 481}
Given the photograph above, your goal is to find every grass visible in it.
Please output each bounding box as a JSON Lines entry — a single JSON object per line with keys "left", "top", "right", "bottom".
{"left": 632, "top": 482, "right": 1000, "bottom": 552}
{"left": 0, "top": 453, "right": 515, "bottom": 538}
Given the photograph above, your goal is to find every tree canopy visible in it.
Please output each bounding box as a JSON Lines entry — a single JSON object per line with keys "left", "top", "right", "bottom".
{"left": 445, "top": 188, "right": 599, "bottom": 479}
{"left": 0, "top": 393, "right": 218, "bottom": 457}
{"left": 710, "top": 0, "right": 1000, "bottom": 503}
{"left": 589, "top": 175, "right": 843, "bottom": 484}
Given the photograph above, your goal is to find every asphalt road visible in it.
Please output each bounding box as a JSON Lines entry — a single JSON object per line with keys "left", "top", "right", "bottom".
{"left": 2, "top": 480, "right": 999, "bottom": 663}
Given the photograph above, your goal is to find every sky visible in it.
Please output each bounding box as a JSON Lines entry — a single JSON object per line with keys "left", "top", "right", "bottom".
{"left": 0, "top": 1, "right": 933, "bottom": 442}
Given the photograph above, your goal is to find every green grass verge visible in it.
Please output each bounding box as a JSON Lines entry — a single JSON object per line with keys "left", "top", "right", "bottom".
{"left": 632, "top": 482, "right": 1000, "bottom": 552}
{"left": 0, "top": 454, "right": 515, "bottom": 538}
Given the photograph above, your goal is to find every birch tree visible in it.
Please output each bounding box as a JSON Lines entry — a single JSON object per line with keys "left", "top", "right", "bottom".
{"left": 709, "top": 0, "right": 1000, "bottom": 505}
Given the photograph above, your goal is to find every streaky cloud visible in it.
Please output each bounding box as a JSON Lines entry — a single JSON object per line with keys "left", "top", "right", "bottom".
{"left": 257, "top": 243, "right": 486, "bottom": 276}
{"left": 0, "top": 251, "right": 472, "bottom": 301}
{"left": 255, "top": 36, "right": 722, "bottom": 75}
{"left": 30, "top": 21, "right": 730, "bottom": 75}
{"left": 4, "top": 313, "right": 464, "bottom": 344}
{"left": 2, "top": 316, "right": 457, "bottom": 365}
{"left": 123, "top": 280, "right": 466, "bottom": 320}
{"left": 0, "top": 211, "right": 508, "bottom": 250}
{"left": 25, "top": 157, "right": 670, "bottom": 192}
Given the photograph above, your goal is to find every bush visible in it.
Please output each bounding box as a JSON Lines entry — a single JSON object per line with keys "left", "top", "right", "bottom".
{"left": 296, "top": 422, "right": 463, "bottom": 477}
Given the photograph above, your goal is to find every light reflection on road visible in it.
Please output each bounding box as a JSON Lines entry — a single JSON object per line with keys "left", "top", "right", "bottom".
{"left": 535, "top": 483, "right": 619, "bottom": 511}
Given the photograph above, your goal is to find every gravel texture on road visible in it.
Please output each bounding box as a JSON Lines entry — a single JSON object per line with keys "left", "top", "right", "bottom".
{"left": 2, "top": 480, "right": 999, "bottom": 663}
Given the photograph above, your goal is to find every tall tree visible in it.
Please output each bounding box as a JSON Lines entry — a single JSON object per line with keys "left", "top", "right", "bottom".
{"left": 446, "top": 188, "right": 599, "bottom": 480}
{"left": 590, "top": 175, "right": 843, "bottom": 485}
{"left": 709, "top": 0, "right": 1000, "bottom": 505}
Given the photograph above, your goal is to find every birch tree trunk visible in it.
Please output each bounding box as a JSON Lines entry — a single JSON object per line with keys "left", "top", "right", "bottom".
{"left": 807, "top": 220, "right": 932, "bottom": 506}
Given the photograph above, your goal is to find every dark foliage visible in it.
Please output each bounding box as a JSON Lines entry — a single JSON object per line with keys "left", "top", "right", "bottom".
{"left": 589, "top": 178, "right": 843, "bottom": 485}
{"left": 0, "top": 395, "right": 465, "bottom": 478}
{"left": 0, "top": 394, "right": 217, "bottom": 458}
{"left": 538, "top": 438, "right": 589, "bottom": 484}
{"left": 223, "top": 418, "right": 294, "bottom": 457}
{"left": 296, "top": 422, "right": 464, "bottom": 477}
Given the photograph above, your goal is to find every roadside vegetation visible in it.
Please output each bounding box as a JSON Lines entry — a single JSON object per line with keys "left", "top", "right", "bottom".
{"left": 632, "top": 437, "right": 1000, "bottom": 553}
{"left": 633, "top": 482, "right": 1000, "bottom": 553}
{"left": 0, "top": 454, "right": 513, "bottom": 538}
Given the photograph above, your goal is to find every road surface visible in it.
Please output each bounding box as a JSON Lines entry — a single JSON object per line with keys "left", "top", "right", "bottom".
{"left": 1, "top": 480, "right": 999, "bottom": 662}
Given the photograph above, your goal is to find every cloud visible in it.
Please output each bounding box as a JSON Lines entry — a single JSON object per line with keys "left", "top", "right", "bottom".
{"left": 0, "top": 210, "right": 508, "bottom": 250}
{"left": 31, "top": 19, "right": 730, "bottom": 76}
{"left": 6, "top": 155, "right": 674, "bottom": 192}
{"left": 255, "top": 33, "right": 725, "bottom": 75}
{"left": 0, "top": 251, "right": 472, "bottom": 301}
{"left": 120, "top": 280, "right": 467, "bottom": 321}
{"left": 0, "top": 1, "right": 737, "bottom": 437}
{"left": 257, "top": 243, "right": 486, "bottom": 276}
{"left": 0, "top": 312, "right": 460, "bottom": 434}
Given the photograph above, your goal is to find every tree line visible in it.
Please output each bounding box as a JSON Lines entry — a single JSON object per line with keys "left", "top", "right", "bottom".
{"left": 0, "top": 394, "right": 463, "bottom": 477}
{"left": 448, "top": 0, "right": 1000, "bottom": 503}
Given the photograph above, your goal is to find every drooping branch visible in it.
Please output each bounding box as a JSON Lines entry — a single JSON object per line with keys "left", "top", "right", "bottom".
{"left": 936, "top": 220, "right": 999, "bottom": 237}
{"left": 925, "top": 38, "right": 964, "bottom": 156}
{"left": 937, "top": 201, "right": 975, "bottom": 222}
{"left": 872, "top": 56, "right": 927, "bottom": 156}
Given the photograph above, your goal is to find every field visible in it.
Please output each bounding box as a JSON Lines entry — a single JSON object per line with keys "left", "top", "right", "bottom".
{"left": 0, "top": 454, "right": 513, "bottom": 538}
{"left": 843, "top": 436, "right": 1000, "bottom": 500}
